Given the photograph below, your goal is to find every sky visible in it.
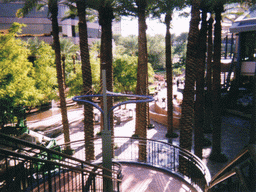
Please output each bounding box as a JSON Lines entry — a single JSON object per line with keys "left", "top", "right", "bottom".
{"left": 121, "top": 8, "right": 191, "bottom": 37}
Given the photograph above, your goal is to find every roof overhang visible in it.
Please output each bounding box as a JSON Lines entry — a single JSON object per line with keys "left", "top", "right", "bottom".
{"left": 230, "top": 17, "right": 256, "bottom": 33}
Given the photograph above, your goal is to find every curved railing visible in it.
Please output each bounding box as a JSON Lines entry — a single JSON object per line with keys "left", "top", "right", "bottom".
{"left": 60, "top": 136, "right": 211, "bottom": 192}
{"left": 0, "top": 133, "right": 122, "bottom": 192}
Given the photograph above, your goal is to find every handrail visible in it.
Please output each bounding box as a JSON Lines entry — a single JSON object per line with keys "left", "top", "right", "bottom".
{"left": 114, "top": 136, "right": 211, "bottom": 181}
{"left": 61, "top": 136, "right": 211, "bottom": 181}
{"left": 59, "top": 136, "right": 211, "bottom": 192}
{"left": 0, "top": 133, "right": 122, "bottom": 191}
{"left": 210, "top": 148, "right": 248, "bottom": 183}
{"left": 207, "top": 144, "right": 255, "bottom": 191}
{"left": 0, "top": 133, "right": 118, "bottom": 175}
{"left": 73, "top": 92, "right": 154, "bottom": 130}
{"left": 208, "top": 169, "right": 237, "bottom": 189}
{"left": 0, "top": 147, "right": 120, "bottom": 182}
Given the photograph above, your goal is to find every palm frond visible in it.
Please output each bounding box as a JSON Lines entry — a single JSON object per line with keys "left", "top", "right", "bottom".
{"left": 16, "top": 0, "right": 47, "bottom": 18}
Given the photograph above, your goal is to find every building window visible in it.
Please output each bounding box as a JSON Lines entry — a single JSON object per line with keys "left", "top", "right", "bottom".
{"left": 240, "top": 32, "right": 256, "bottom": 61}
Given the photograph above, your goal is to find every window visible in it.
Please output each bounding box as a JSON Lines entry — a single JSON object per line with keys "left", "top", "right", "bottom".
{"left": 240, "top": 32, "right": 256, "bottom": 61}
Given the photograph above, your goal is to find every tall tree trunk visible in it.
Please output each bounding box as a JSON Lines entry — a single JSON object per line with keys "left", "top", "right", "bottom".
{"left": 99, "top": 3, "right": 114, "bottom": 136}
{"left": 77, "top": 0, "right": 94, "bottom": 161}
{"left": 61, "top": 55, "right": 66, "bottom": 89}
{"left": 179, "top": 0, "right": 200, "bottom": 175}
{"left": 210, "top": 3, "right": 227, "bottom": 162}
{"left": 194, "top": 10, "right": 207, "bottom": 158}
{"left": 135, "top": 0, "right": 148, "bottom": 162}
{"left": 50, "top": 1, "right": 70, "bottom": 150}
{"left": 205, "top": 16, "right": 214, "bottom": 133}
{"left": 72, "top": 54, "right": 76, "bottom": 74}
{"left": 165, "top": 13, "right": 177, "bottom": 139}
{"left": 180, "top": 0, "right": 200, "bottom": 151}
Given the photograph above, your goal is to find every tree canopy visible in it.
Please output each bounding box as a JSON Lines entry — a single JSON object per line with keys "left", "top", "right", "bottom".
{"left": 0, "top": 23, "right": 57, "bottom": 110}
{"left": 0, "top": 23, "right": 36, "bottom": 107}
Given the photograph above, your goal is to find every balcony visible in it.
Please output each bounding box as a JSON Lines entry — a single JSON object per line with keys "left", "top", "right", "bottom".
{"left": 59, "top": 137, "right": 211, "bottom": 192}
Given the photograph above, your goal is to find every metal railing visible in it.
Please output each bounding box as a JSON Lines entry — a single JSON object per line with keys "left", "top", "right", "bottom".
{"left": 60, "top": 136, "right": 211, "bottom": 192}
{"left": 0, "top": 133, "right": 122, "bottom": 192}
{"left": 206, "top": 144, "right": 256, "bottom": 192}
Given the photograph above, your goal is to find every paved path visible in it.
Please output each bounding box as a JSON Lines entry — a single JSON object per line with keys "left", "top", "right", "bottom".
{"left": 121, "top": 164, "right": 196, "bottom": 192}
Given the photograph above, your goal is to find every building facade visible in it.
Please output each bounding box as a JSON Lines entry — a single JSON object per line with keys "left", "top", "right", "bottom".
{"left": 0, "top": 2, "right": 121, "bottom": 45}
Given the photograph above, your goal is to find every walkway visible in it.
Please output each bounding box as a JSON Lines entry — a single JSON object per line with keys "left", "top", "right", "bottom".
{"left": 121, "top": 164, "right": 196, "bottom": 192}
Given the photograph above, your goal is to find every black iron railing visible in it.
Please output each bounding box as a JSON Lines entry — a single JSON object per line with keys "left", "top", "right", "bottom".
{"left": 0, "top": 133, "right": 122, "bottom": 192}
{"left": 207, "top": 144, "right": 255, "bottom": 192}
{"left": 60, "top": 137, "right": 211, "bottom": 192}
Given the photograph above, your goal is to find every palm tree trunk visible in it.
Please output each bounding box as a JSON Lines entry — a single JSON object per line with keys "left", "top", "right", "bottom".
{"left": 205, "top": 16, "right": 214, "bottom": 133}
{"left": 165, "top": 13, "right": 177, "bottom": 139}
{"left": 135, "top": 0, "right": 148, "bottom": 162}
{"left": 210, "top": 3, "right": 227, "bottom": 162}
{"left": 180, "top": 0, "right": 200, "bottom": 151}
{"left": 50, "top": 1, "right": 70, "bottom": 150}
{"left": 61, "top": 55, "right": 66, "bottom": 89}
{"left": 72, "top": 55, "right": 76, "bottom": 74}
{"left": 179, "top": 0, "right": 200, "bottom": 175}
{"left": 194, "top": 10, "right": 207, "bottom": 159}
{"left": 77, "top": 0, "right": 94, "bottom": 161}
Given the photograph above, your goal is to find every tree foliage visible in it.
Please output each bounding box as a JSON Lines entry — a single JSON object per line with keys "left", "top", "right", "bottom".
{"left": 114, "top": 33, "right": 187, "bottom": 70}
{"left": 0, "top": 23, "right": 37, "bottom": 107}
{"left": 113, "top": 54, "right": 137, "bottom": 93}
{"left": 147, "top": 34, "right": 165, "bottom": 69}
{"left": 173, "top": 32, "right": 188, "bottom": 65}
{"left": 67, "top": 56, "right": 100, "bottom": 96}
{"left": 30, "top": 40, "right": 57, "bottom": 103}
{"left": 0, "top": 23, "right": 59, "bottom": 127}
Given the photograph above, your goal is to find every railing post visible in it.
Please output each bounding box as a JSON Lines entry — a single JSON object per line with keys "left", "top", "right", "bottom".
{"left": 81, "top": 162, "right": 85, "bottom": 192}
{"left": 47, "top": 152, "right": 52, "bottom": 192}
{"left": 5, "top": 157, "right": 9, "bottom": 191}
{"left": 102, "top": 68, "right": 113, "bottom": 192}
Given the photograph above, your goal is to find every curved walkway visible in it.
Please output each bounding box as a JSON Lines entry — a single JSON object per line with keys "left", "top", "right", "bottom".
{"left": 121, "top": 163, "right": 196, "bottom": 192}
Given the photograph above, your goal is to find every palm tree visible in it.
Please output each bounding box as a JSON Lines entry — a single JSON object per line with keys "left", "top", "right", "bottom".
{"left": 86, "top": 1, "right": 117, "bottom": 137}
{"left": 180, "top": 0, "right": 200, "bottom": 152}
{"left": 210, "top": 1, "right": 228, "bottom": 162}
{"left": 17, "top": 0, "right": 71, "bottom": 151}
{"left": 62, "top": 0, "right": 95, "bottom": 160}
{"left": 204, "top": 15, "right": 214, "bottom": 134}
{"left": 59, "top": 38, "right": 79, "bottom": 89}
{"left": 194, "top": 6, "right": 208, "bottom": 158}
{"left": 165, "top": 13, "right": 176, "bottom": 139}
{"left": 75, "top": 0, "right": 95, "bottom": 161}
{"left": 49, "top": 0, "right": 71, "bottom": 151}
{"left": 153, "top": 0, "right": 184, "bottom": 139}
{"left": 179, "top": 0, "right": 200, "bottom": 175}
{"left": 134, "top": 0, "right": 149, "bottom": 162}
